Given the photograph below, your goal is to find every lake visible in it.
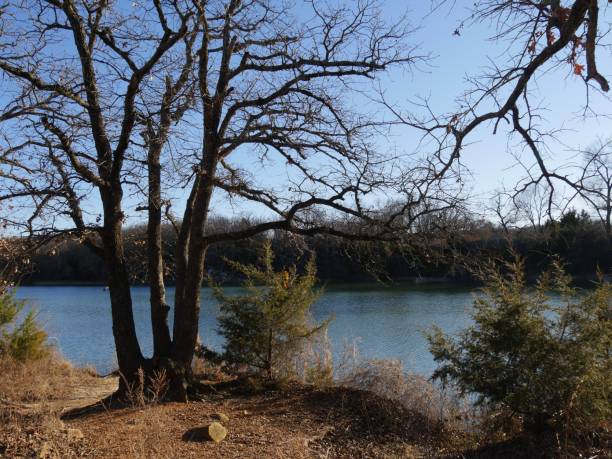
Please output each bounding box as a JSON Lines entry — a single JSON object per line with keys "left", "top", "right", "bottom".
{"left": 15, "top": 283, "right": 476, "bottom": 376}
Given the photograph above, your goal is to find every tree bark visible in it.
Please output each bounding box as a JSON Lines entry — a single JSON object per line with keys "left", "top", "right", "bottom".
{"left": 172, "top": 181, "right": 214, "bottom": 366}
{"left": 606, "top": 207, "right": 611, "bottom": 250}
{"left": 100, "top": 194, "right": 144, "bottom": 389}
{"left": 147, "top": 150, "right": 172, "bottom": 360}
{"left": 171, "top": 136, "right": 218, "bottom": 389}
{"left": 173, "top": 176, "right": 199, "bottom": 312}
{"left": 147, "top": 115, "right": 173, "bottom": 360}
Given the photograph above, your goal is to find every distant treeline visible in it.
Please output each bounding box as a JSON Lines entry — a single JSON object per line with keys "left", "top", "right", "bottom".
{"left": 23, "top": 210, "right": 612, "bottom": 285}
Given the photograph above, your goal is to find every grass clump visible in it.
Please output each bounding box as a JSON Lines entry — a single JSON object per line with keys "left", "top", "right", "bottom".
{"left": 0, "top": 351, "right": 81, "bottom": 403}
{"left": 427, "top": 257, "right": 611, "bottom": 444}
{"left": 213, "top": 242, "right": 329, "bottom": 381}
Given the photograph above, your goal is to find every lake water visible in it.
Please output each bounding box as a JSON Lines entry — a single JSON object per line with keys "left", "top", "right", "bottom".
{"left": 15, "top": 284, "right": 476, "bottom": 376}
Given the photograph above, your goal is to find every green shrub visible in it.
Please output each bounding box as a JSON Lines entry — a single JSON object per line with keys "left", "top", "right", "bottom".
{"left": 214, "top": 242, "right": 328, "bottom": 380}
{"left": 0, "top": 291, "right": 47, "bottom": 361}
{"left": 427, "top": 258, "right": 611, "bottom": 435}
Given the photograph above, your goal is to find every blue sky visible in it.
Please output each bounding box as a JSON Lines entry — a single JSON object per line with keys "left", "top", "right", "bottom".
{"left": 205, "top": 0, "right": 611, "bottom": 221}
{"left": 384, "top": 1, "right": 611, "bottom": 200}
{"left": 2, "top": 0, "right": 611, "bottom": 228}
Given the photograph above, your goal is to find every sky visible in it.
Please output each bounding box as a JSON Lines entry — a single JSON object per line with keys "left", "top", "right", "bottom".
{"left": 205, "top": 0, "right": 612, "bottom": 222}
{"left": 379, "top": 1, "right": 611, "bottom": 206}
{"left": 1, "top": 0, "right": 611, "bottom": 230}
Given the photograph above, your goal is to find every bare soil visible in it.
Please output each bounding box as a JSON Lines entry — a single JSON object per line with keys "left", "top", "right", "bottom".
{"left": 71, "top": 379, "right": 458, "bottom": 458}
{"left": 3, "top": 375, "right": 608, "bottom": 458}
{"left": 3, "top": 375, "right": 459, "bottom": 458}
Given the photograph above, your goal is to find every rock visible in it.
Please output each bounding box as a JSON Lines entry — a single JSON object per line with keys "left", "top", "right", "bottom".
{"left": 212, "top": 412, "right": 229, "bottom": 423}
{"left": 63, "top": 428, "right": 84, "bottom": 442}
{"left": 207, "top": 422, "right": 227, "bottom": 443}
{"left": 183, "top": 422, "right": 227, "bottom": 443}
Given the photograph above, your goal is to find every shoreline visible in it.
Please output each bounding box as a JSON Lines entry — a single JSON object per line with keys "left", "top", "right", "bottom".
{"left": 20, "top": 273, "right": 605, "bottom": 289}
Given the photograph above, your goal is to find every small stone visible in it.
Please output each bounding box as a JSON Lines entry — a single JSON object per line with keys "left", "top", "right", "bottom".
{"left": 212, "top": 412, "right": 229, "bottom": 423}
{"left": 206, "top": 422, "right": 227, "bottom": 443}
{"left": 184, "top": 422, "right": 227, "bottom": 443}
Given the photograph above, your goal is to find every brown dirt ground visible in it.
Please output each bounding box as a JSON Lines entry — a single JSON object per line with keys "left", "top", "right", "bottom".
{"left": 4, "top": 376, "right": 608, "bottom": 459}
{"left": 2, "top": 375, "right": 463, "bottom": 458}
{"left": 58, "top": 378, "right": 456, "bottom": 459}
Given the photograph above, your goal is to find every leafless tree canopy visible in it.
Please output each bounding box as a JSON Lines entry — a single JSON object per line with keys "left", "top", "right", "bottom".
{"left": 3, "top": 0, "right": 607, "bottom": 398}
{"left": 390, "top": 0, "right": 610, "bottom": 218}
{"left": 578, "top": 138, "right": 612, "bottom": 243}
{"left": 0, "top": 0, "right": 466, "bottom": 396}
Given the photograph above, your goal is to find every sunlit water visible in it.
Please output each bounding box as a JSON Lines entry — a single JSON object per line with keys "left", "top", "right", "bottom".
{"left": 15, "top": 283, "right": 476, "bottom": 376}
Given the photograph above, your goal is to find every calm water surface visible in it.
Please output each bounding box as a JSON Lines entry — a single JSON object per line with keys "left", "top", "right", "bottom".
{"left": 15, "top": 284, "right": 476, "bottom": 376}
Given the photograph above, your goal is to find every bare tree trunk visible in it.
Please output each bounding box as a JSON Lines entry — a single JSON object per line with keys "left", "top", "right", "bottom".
{"left": 101, "top": 198, "right": 144, "bottom": 389}
{"left": 147, "top": 109, "right": 172, "bottom": 360}
{"left": 170, "top": 155, "right": 217, "bottom": 400}
{"left": 172, "top": 181, "right": 214, "bottom": 366}
{"left": 147, "top": 133, "right": 172, "bottom": 360}
{"left": 173, "top": 177, "right": 199, "bottom": 312}
{"left": 172, "top": 238, "right": 207, "bottom": 367}
{"left": 606, "top": 206, "right": 612, "bottom": 249}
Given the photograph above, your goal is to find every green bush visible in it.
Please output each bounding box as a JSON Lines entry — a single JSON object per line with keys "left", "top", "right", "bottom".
{"left": 427, "top": 258, "right": 611, "bottom": 435}
{"left": 0, "top": 291, "right": 47, "bottom": 361}
{"left": 214, "top": 242, "right": 328, "bottom": 380}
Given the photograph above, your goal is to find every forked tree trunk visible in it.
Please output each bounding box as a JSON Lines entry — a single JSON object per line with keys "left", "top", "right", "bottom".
{"left": 102, "top": 219, "right": 145, "bottom": 392}
{"left": 169, "top": 157, "right": 217, "bottom": 399}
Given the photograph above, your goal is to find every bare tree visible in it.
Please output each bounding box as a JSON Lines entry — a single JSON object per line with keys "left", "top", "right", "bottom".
{"left": 579, "top": 138, "right": 612, "bottom": 246}
{"left": 1, "top": 0, "right": 203, "bottom": 396}
{"left": 487, "top": 192, "right": 518, "bottom": 235}
{"left": 0, "top": 0, "right": 461, "bottom": 399}
{"left": 515, "top": 183, "right": 553, "bottom": 232}
{"left": 388, "top": 0, "right": 610, "bottom": 221}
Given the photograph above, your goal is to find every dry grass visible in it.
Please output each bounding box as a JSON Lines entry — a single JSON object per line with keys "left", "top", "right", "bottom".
{"left": 0, "top": 352, "right": 103, "bottom": 458}
{"left": 340, "top": 359, "right": 467, "bottom": 428}
{"left": 68, "top": 382, "right": 453, "bottom": 459}
{"left": 333, "top": 357, "right": 612, "bottom": 458}
{"left": 1, "top": 350, "right": 606, "bottom": 458}
{"left": 292, "top": 329, "right": 334, "bottom": 387}
{"left": 117, "top": 367, "right": 170, "bottom": 408}
{"left": 329, "top": 356, "right": 478, "bottom": 457}
{"left": 0, "top": 351, "right": 98, "bottom": 403}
